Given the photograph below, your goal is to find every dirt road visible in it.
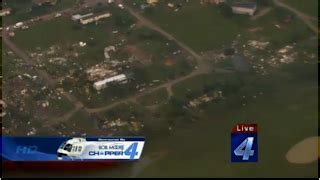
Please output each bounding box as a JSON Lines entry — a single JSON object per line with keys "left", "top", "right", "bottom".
{"left": 273, "top": 0, "right": 318, "bottom": 35}
{"left": 2, "top": 30, "right": 85, "bottom": 118}
{"left": 126, "top": 7, "right": 206, "bottom": 69}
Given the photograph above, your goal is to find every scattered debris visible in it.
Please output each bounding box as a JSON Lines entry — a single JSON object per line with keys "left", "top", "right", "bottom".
{"left": 41, "top": 101, "right": 50, "bottom": 108}
{"left": 0, "top": 100, "right": 7, "bottom": 117}
{"left": 86, "top": 63, "right": 118, "bottom": 81}
{"left": 248, "top": 40, "right": 270, "bottom": 50}
{"left": 104, "top": 46, "right": 116, "bottom": 59}
{"left": 188, "top": 91, "right": 223, "bottom": 108}
{"left": 79, "top": 41, "right": 87, "bottom": 47}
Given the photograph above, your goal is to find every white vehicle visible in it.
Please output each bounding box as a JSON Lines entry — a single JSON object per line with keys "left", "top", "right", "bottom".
{"left": 118, "top": 4, "right": 124, "bottom": 9}
{"left": 57, "top": 138, "right": 87, "bottom": 160}
{"left": 14, "top": 22, "right": 23, "bottom": 29}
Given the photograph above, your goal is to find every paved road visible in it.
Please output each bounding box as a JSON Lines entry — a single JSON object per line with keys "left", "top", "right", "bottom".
{"left": 273, "top": 0, "right": 318, "bottom": 35}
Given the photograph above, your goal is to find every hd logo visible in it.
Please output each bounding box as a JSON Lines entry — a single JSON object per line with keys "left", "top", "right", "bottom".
{"left": 231, "top": 124, "right": 258, "bottom": 162}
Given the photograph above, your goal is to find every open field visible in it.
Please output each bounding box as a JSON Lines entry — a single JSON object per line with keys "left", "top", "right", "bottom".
{"left": 129, "top": 1, "right": 249, "bottom": 52}
{"left": 138, "top": 88, "right": 168, "bottom": 106}
{"left": 135, "top": 60, "right": 318, "bottom": 177}
{"left": 249, "top": 8, "right": 315, "bottom": 48}
{"left": 127, "top": 1, "right": 316, "bottom": 53}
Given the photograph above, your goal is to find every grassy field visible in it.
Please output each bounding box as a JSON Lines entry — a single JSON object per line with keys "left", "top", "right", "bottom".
{"left": 12, "top": 14, "right": 193, "bottom": 108}
{"left": 134, "top": 1, "right": 250, "bottom": 52}
{"left": 68, "top": 110, "right": 100, "bottom": 133}
{"left": 136, "top": 60, "right": 318, "bottom": 177}
{"left": 138, "top": 88, "right": 168, "bottom": 106}
{"left": 13, "top": 17, "right": 112, "bottom": 52}
{"left": 282, "top": 0, "right": 318, "bottom": 17}
{"left": 127, "top": 1, "right": 316, "bottom": 53}
{"left": 1, "top": 45, "right": 24, "bottom": 79}
{"left": 249, "top": 8, "right": 315, "bottom": 48}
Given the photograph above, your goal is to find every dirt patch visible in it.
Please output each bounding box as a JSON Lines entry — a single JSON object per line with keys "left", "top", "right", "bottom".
{"left": 123, "top": 45, "right": 152, "bottom": 65}
{"left": 286, "top": 136, "right": 318, "bottom": 164}
{"left": 164, "top": 58, "right": 176, "bottom": 66}
{"left": 248, "top": 27, "right": 263, "bottom": 33}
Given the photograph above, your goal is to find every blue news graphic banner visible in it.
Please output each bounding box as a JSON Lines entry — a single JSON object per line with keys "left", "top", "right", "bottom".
{"left": 2, "top": 136, "right": 145, "bottom": 161}
{"left": 231, "top": 124, "right": 258, "bottom": 162}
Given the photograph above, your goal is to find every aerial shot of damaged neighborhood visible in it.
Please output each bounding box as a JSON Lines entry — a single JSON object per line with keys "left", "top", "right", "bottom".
{"left": 1, "top": 0, "right": 318, "bottom": 178}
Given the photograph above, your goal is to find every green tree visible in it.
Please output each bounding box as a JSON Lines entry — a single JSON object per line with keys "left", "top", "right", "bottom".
{"left": 218, "top": 3, "right": 233, "bottom": 17}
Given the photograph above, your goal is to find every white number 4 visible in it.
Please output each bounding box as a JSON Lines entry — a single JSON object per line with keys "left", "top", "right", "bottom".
{"left": 234, "top": 137, "right": 255, "bottom": 160}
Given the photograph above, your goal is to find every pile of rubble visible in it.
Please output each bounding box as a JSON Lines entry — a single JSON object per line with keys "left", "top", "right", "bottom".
{"left": 247, "top": 40, "right": 270, "bottom": 50}
{"left": 188, "top": 91, "right": 223, "bottom": 108}
{"left": 104, "top": 46, "right": 116, "bottom": 59}
{"left": 269, "top": 45, "right": 298, "bottom": 67}
{"left": 86, "top": 63, "right": 118, "bottom": 82}
{"left": 101, "top": 118, "right": 144, "bottom": 133}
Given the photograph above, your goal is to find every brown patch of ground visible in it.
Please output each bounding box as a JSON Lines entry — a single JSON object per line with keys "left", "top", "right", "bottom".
{"left": 123, "top": 45, "right": 152, "bottom": 65}
{"left": 164, "top": 58, "right": 176, "bottom": 66}
{"left": 248, "top": 27, "right": 263, "bottom": 33}
{"left": 286, "top": 136, "right": 319, "bottom": 164}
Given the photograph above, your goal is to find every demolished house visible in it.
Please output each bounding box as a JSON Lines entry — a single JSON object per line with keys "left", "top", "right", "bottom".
{"left": 86, "top": 63, "right": 118, "bottom": 82}
{"left": 80, "top": 12, "right": 112, "bottom": 25}
{"left": 188, "top": 91, "right": 223, "bottom": 107}
{"left": 231, "top": 2, "right": 257, "bottom": 16}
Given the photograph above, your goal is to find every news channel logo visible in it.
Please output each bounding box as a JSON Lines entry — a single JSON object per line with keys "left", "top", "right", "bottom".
{"left": 57, "top": 137, "right": 145, "bottom": 161}
{"left": 231, "top": 124, "right": 258, "bottom": 162}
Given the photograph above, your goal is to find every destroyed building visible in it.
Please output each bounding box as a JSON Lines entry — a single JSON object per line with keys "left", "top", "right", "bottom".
{"left": 231, "top": 2, "right": 257, "bottom": 16}
{"left": 93, "top": 74, "right": 128, "bottom": 91}
{"left": 80, "top": 12, "right": 112, "bottom": 25}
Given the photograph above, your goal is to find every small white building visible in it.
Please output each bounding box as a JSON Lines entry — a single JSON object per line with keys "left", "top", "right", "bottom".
{"left": 80, "top": 12, "right": 112, "bottom": 25}
{"left": 71, "top": 13, "right": 94, "bottom": 21}
{"left": 93, "top": 74, "right": 127, "bottom": 90}
{"left": 231, "top": 2, "right": 257, "bottom": 16}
